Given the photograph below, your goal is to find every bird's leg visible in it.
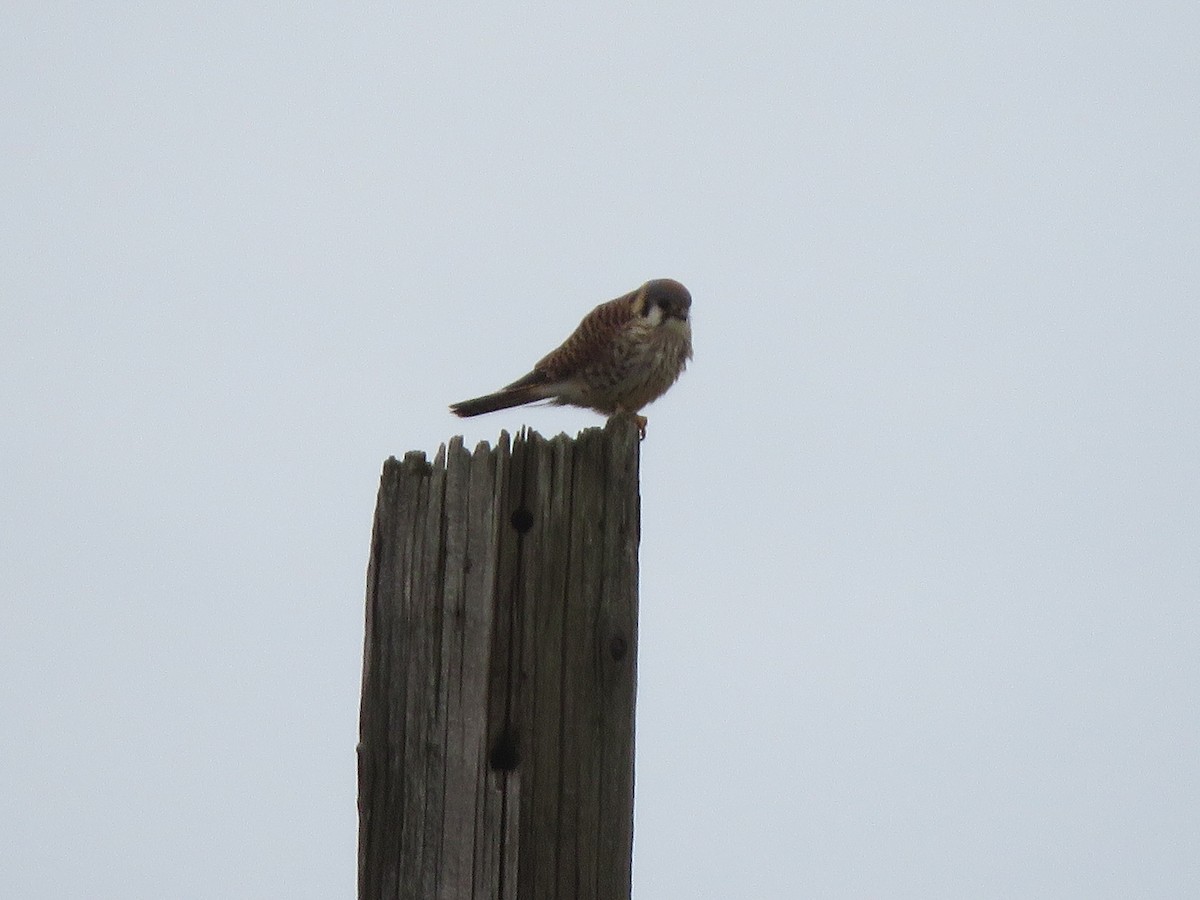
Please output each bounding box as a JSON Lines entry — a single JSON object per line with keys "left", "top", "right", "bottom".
{"left": 612, "top": 408, "right": 649, "bottom": 439}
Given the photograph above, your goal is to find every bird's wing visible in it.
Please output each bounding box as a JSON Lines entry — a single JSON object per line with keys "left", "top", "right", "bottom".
{"left": 524, "top": 291, "right": 637, "bottom": 385}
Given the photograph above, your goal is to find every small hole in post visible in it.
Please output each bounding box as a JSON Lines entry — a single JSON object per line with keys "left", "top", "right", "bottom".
{"left": 610, "top": 634, "right": 628, "bottom": 661}
{"left": 489, "top": 732, "right": 520, "bottom": 771}
{"left": 510, "top": 508, "right": 534, "bottom": 533}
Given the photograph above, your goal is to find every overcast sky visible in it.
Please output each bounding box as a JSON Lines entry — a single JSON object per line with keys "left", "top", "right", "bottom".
{"left": 3, "top": 3, "right": 1198, "bottom": 898}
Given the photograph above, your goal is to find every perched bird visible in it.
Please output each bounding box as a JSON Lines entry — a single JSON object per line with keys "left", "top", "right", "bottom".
{"left": 450, "top": 278, "right": 693, "bottom": 436}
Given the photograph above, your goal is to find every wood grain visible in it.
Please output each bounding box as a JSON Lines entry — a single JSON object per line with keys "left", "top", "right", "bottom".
{"left": 358, "top": 419, "right": 641, "bottom": 899}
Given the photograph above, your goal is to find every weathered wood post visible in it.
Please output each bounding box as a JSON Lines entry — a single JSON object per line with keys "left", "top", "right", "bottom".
{"left": 358, "top": 418, "right": 641, "bottom": 899}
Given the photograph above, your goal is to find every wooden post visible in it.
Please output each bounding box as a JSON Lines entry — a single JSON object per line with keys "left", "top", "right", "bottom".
{"left": 358, "top": 418, "right": 641, "bottom": 899}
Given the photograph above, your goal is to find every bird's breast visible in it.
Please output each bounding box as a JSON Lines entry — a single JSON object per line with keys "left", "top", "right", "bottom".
{"left": 568, "top": 320, "right": 690, "bottom": 413}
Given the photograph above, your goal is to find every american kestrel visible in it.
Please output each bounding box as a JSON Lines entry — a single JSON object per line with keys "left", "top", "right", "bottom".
{"left": 450, "top": 278, "right": 693, "bottom": 436}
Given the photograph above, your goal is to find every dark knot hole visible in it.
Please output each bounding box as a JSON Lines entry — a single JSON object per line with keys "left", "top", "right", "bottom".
{"left": 510, "top": 508, "right": 534, "bottom": 533}
{"left": 489, "top": 731, "right": 520, "bottom": 771}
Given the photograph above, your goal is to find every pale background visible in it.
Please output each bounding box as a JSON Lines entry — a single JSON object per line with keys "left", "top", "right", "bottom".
{"left": 3, "top": 3, "right": 1198, "bottom": 898}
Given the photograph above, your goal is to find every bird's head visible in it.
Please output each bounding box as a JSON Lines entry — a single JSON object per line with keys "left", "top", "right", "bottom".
{"left": 635, "top": 278, "right": 691, "bottom": 325}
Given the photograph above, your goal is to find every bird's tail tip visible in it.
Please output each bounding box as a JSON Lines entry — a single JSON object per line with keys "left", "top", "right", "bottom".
{"left": 449, "top": 386, "right": 543, "bottom": 418}
{"left": 448, "top": 398, "right": 487, "bottom": 418}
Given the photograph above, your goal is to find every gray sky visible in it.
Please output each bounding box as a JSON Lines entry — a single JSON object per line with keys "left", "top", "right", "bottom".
{"left": 3, "top": 3, "right": 1198, "bottom": 897}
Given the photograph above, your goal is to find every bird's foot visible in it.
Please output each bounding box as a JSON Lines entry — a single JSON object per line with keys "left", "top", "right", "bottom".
{"left": 610, "top": 410, "right": 649, "bottom": 439}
